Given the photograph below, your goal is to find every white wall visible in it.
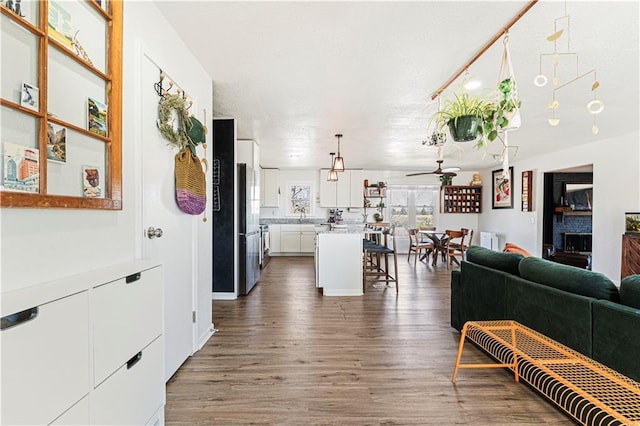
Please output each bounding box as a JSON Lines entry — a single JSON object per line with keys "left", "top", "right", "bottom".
{"left": 1, "top": 2, "right": 213, "bottom": 346}
{"left": 477, "top": 131, "right": 640, "bottom": 282}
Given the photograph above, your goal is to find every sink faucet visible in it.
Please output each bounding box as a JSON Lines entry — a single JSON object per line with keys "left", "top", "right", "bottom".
{"left": 299, "top": 210, "right": 306, "bottom": 223}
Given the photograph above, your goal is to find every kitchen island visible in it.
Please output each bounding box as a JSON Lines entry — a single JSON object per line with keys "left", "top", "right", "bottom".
{"left": 315, "top": 227, "right": 364, "bottom": 296}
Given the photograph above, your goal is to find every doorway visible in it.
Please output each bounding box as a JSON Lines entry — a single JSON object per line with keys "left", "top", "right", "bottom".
{"left": 542, "top": 166, "right": 593, "bottom": 269}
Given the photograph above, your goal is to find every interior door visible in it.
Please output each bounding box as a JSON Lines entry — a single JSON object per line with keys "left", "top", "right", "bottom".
{"left": 140, "top": 54, "right": 195, "bottom": 380}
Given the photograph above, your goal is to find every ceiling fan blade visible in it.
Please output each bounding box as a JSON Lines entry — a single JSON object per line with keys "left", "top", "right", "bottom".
{"left": 406, "top": 171, "right": 434, "bottom": 177}
{"left": 442, "top": 167, "right": 461, "bottom": 173}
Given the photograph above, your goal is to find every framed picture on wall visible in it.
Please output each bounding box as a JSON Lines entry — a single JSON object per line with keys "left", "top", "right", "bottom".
{"left": 287, "top": 182, "right": 313, "bottom": 216}
{"left": 521, "top": 170, "right": 533, "bottom": 211}
{"left": 82, "top": 165, "right": 104, "bottom": 198}
{"left": 20, "top": 82, "right": 39, "bottom": 111}
{"left": 492, "top": 167, "right": 514, "bottom": 209}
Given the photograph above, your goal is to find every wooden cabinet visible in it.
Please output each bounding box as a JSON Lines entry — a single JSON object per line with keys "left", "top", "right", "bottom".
{"left": 0, "top": 261, "right": 164, "bottom": 425}
{"left": 622, "top": 233, "right": 640, "bottom": 279}
{"left": 0, "top": 1, "right": 122, "bottom": 210}
{"left": 261, "top": 168, "right": 280, "bottom": 207}
{"left": 280, "top": 224, "right": 315, "bottom": 253}
{"left": 440, "top": 185, "right": 482, "bottom": 213}
{"left": 319, "top": 169, "right": 363, "bottom": 208}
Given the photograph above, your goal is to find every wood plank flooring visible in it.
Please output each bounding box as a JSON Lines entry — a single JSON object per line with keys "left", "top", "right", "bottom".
{"left": 165, "top": 256, "right": 572, "bottom": 425}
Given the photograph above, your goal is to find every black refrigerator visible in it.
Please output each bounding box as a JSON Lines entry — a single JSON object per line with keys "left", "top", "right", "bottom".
{"left": 237, "top": 163, "right": 261, "bottom": 295}
{"left": 213, "top": 118, "right": 260, "bottom": 295}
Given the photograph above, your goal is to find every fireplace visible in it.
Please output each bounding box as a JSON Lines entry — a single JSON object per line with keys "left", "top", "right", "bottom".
{"left": 564, "top": 232, "right": 592, "bottom": 253}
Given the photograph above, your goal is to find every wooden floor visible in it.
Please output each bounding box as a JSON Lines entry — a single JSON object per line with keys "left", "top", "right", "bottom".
{"left": 165, "top": 256, "right": 572, "bottom": 425}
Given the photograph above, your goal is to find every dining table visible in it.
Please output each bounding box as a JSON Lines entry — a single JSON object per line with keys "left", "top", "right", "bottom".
{"left": 419, "top": 229, "right": 449, "bottom": 266}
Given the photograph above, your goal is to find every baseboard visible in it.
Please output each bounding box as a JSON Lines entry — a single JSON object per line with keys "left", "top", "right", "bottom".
{"left": 197, "top": 325, "right": 215, "bottom": 351}
{"left": 212, "top": 291, "right": 237, "bottom": 300}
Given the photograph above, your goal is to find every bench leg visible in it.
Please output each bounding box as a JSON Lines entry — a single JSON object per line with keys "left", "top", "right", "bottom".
{"left": 452, "top": 322, "right": 470, "bottom": 383}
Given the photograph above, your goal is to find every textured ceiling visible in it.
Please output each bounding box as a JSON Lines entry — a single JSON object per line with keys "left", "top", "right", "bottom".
{"left": 154, "top": 1, "right": 639, "bottom": 173}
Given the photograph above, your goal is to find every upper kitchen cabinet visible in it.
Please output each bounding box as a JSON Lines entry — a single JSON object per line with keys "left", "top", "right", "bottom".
{"left": 319, "top": 169, "right": 363, "bottom": 208}
{"left": 261, "top": 168, "right": 279, "bottom": 208}
{"left": 1, "top": 0, "right": 122, "bottom": 209}
{"left": 237, "top": 139, "right": 259, "bottom": 171}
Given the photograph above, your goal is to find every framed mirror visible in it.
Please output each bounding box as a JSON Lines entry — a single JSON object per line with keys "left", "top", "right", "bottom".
{"left": 564, "top": 183, "right": 593, "bottom": 211}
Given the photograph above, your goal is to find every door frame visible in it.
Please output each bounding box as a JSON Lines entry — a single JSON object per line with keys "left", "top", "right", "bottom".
{"left": 133, "top": 41, "right": 200, "bottom": 377}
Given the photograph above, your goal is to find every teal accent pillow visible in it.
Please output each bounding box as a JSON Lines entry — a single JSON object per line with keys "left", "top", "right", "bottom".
{"left": 519, "top": 257, "right": 619, "bottom": 302}
{"left": 620, "top": 275, "right": 640, "bottom": 309}
{"left": 465, "top": 245, "right": 523, "bottom": 276}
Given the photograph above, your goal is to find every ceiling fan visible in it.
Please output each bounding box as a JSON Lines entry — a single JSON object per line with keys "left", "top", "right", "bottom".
{"left": 406, "top": 159, "right": 461, "bottom": 177}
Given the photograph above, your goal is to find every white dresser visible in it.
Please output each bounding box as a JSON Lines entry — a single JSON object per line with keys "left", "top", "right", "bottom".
{"left": 1, "top": 261, "right": 165, "bottom": 425}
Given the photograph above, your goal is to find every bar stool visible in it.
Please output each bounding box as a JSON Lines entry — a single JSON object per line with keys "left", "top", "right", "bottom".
{"left": 363, "top": 225, "right": 398, "bottom": 292}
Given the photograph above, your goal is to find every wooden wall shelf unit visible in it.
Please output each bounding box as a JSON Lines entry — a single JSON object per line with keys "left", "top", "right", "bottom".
{"left": 0, "top": 1, "right": 123, "bottom": 209}
{"left": 621, "top": 233, "right": 640, "bottom": 279}
{"left": 440, "top": 185, "right": 482, "bottom": 214}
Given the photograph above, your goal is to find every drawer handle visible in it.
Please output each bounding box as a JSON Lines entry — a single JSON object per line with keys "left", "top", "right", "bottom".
{"left": 127, "top": 351, "right": 143, "bottom": 370}
{"left": 126, "top": 272, "right": 141, "bottom": 283}
{"left": 1, "top": 307, "right": 39, "bottom": 331}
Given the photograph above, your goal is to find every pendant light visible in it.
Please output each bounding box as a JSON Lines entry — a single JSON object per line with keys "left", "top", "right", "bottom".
{"left": 327, "top": 153, "right": 338, "bottom": 182}
{"left": 332, "top": 133, "right": 345, "bottom": 172}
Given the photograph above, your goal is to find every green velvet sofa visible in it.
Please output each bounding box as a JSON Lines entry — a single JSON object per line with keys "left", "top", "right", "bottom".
{"left": 451, "top": 245, "right": 640, "bottom": 382}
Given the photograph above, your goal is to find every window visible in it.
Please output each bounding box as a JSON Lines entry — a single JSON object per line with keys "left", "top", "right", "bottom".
{"left": 386, "top": 184, "right": 438, "bottom": 237}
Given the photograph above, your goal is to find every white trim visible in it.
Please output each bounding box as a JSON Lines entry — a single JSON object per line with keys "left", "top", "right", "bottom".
{"left": 212, "top": 292, "right": 237, "bottom": 300}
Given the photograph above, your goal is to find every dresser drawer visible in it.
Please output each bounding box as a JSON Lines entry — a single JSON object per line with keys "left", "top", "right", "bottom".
{"left": 50, "top": 395, "right": 89, "bottom": 425}
{"left": 1, "top": 291, "right": 89, "bottom": 426}
{"left": 91, "top": 266, "right": 162, "bottom": 386}
{"left": 91, "top": 336, "right": 165, "bottom": 425}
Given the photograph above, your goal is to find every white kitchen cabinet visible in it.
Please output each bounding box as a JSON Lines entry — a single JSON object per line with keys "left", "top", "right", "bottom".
{"left": 281, "top": 230, "right": 302, "bottom": 252}
{"left": 301, "top": 230, "right": 316, "bottom": 252}
{"left": 319, "top": 169, "right": 363, "bottom": 208}
{"left": 261, "top": 168, "right": 280, "bottom": 207}
{"left": 0, "top": 261, "right": 164, "bottom": 426}
{"left": 280, "top": 225, "right": 315, "bottom": 253}
{"left": 237, "top": 139, "right": 260, "bottom": 171}
{"left": 317, "top": 232, "right": 363, "bottom": 296}
{"left": 349, "top": 169, "right": 364, "bottom": 207}
{"left": 269, "top": 224, "right": 281, "bottom": 253}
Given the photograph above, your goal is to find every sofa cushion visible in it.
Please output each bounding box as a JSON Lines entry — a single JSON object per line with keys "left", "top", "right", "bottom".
{"left": 506, "top": 276, "right": 593, "bottom": 356}
{"left": 620, "top": 274, "right": 640, "bottom": 309}
{"left": 592, "top": 300, "right": 640, "bottom": 382}
{"left": 455, "top": 261, "right": 510, "bottom": 329}
{"left": 519, "top": 257, "right": 619, "bottom": 302}
{"left": 465, "top": 245, "right": 523, "bottom": 276}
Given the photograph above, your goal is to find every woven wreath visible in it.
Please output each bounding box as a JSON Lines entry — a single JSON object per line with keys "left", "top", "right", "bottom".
{"left": 157, "top": 94, "right": 189, "bottom": 149}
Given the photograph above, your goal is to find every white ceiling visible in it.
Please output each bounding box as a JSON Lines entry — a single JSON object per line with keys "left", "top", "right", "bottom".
{"left": 154, "top": 1, "right": 639, "bottom": 174}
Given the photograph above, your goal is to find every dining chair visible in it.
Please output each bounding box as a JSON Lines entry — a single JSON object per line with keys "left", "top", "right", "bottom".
{"left": 407, "top": 228, "right": 434, "bottom": 267}
{"left": 444, "top": 229, "right": 467, "bottom": 268}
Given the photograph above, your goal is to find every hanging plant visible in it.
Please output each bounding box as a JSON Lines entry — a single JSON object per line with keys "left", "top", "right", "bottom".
{"left": 432, "top": 91, "right": 493, "bottom": 142}
{"left": 157, "top": 94, "right": 189, "bottom": 149}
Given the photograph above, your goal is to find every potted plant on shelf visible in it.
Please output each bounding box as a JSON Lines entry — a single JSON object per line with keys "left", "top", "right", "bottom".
{"left": 439, "top": 175, "right": 453, "bottom": 186}
{"left": 432, "top": 90, "right": 493, "bottom": 142}
{"left": 373, "top": 212, "right": 384, "bottom": 222}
